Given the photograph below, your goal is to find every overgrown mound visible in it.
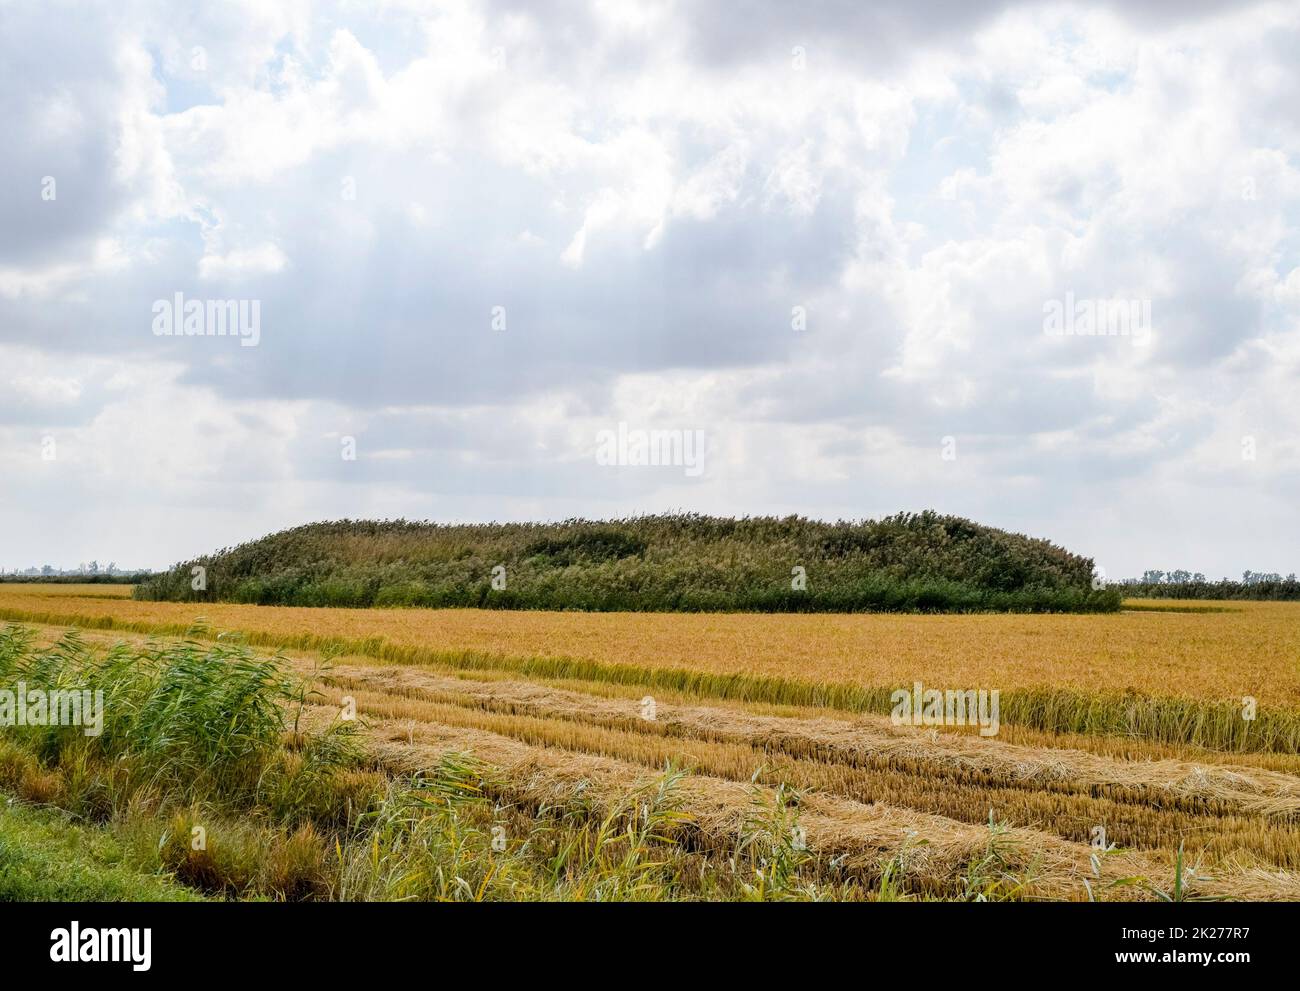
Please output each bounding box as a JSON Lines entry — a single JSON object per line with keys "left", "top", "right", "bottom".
{"left": 135, "top": 512, "right": 1116, "bottom": 613}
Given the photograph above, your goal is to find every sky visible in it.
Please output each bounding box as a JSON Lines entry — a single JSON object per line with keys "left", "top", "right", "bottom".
{"left": 1, "top": 0, "right": 1298, "bottom": 578}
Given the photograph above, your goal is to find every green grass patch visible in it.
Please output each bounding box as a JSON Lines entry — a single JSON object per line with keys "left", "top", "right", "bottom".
{"left": 0, "top": 799, "right": 204, "bottom": 901}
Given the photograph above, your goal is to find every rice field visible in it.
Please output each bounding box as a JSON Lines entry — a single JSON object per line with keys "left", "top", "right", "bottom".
{"left": 2, "top": 584, "right": 1297, "bottom": 698}
{"left": 3, "top": 583, "right": 1300, "bottom": 900}
{"left": 2, "top": 584, "right": 1297, "bottom": 748}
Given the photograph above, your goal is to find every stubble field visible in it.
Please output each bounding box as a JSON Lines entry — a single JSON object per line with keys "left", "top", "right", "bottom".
{"left": 2, "top": 583, "right": 1299, "bottom": 901}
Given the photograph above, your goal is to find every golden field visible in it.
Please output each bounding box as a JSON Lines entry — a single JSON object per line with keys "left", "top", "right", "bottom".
{"left": 4, "top": 583, "right": 1300, "bottom": 899}
{"left": 1, "top": 584, "right": 1296, "bottom": 704}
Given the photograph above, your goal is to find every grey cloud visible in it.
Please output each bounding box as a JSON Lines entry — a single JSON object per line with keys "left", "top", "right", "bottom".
{"left": 0, "top": 5, "right": 137, "bottom": 266}
{"left": 663, "top": 0, "right": 1254, "bottom": 70}
{"left": 148, "top": 153, "right": 863, "bottom": 410}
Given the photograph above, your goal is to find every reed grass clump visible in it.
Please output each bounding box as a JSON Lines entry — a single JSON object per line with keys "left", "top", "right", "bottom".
{"left": 133, "top": 512, "right": 1119, "bottom": 614}
{"left": 0, "top": 624, "right": 377, "bottom": 823}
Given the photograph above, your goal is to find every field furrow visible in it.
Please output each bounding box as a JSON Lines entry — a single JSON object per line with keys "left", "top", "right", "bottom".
{"left": 310, "top": 674, "right": 1300, "bottom": 870}
{"left": 338, "top": 707, "right": 1300, "bottom": 902}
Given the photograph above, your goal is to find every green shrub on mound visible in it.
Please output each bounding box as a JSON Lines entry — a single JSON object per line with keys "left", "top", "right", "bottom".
{"left": 134, "top": 512, "right": 1119, "bottom": 614}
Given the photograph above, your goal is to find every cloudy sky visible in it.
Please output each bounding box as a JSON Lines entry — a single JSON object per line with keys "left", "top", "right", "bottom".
{"left": 2, "top": 0, "right": 1298, "bottom": 578}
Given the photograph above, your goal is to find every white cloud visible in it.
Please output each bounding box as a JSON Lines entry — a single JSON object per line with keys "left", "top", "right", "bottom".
{"left": 198, "top": 243, "right": 288, "bottom": 280}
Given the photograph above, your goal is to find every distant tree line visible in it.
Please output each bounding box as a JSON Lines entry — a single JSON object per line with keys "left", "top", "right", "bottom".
{"left": 0, "top": 573, "right": 151, "bottom": 584}
{"left": 1118, "top": 570, "right": 1300, "bottom": 601}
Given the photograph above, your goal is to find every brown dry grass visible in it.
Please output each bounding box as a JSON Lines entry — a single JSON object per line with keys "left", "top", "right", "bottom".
{"left": 322, "top": 664, "right": 1300, "bottom": 809}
